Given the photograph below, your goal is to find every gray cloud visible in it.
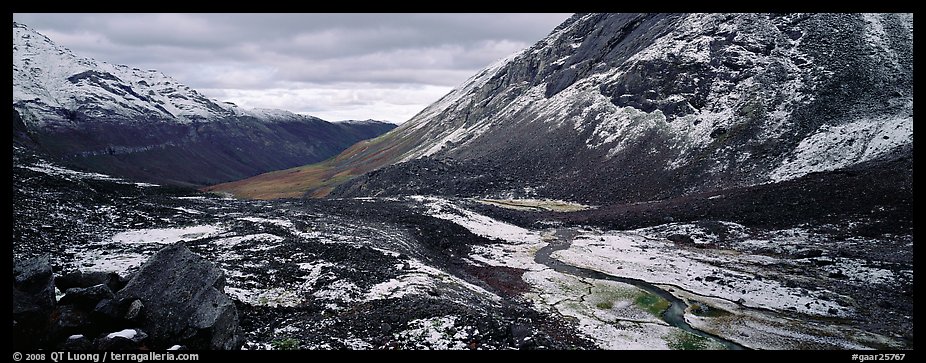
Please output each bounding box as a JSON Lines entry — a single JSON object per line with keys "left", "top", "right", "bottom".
{"left": 12, "top": 13, "right": 572, "bottom": 122}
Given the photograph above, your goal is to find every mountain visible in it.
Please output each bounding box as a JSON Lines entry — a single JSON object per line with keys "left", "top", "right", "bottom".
{"left": 12, "top": 22, "right": 396, "bottom": 187}
{"left": 210, "top": 13, "right": 912, "bottom": 203}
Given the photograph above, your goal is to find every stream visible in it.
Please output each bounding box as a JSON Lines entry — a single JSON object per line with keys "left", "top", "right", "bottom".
{"left": 534, "top": 228, "right": 747, "bottom": 350}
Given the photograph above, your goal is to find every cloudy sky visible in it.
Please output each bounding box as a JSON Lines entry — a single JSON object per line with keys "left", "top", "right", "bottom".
{"left": 13, "top": 13, "right": 572, "bottom": 123}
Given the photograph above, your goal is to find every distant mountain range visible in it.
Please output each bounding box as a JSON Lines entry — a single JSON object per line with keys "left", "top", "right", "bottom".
{"left": 210, "top": 13, "right": 912, "bottom": 203}
{"left": 13, "top": 22, "right": 395, "bottom": 187}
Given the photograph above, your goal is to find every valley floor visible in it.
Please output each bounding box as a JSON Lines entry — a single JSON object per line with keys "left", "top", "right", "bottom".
{"left": 13, "top": 145, "right": 913, "bottom": 350}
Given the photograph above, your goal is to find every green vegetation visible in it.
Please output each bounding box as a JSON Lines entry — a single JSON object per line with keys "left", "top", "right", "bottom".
{"left": 595, "top": 301, "right": 614, "bottom": 310}
{"left": 634, "top": 292, "right": 671, "bottom": 317}
{"left": 476, "top": 199, "right": 595, "bottom": 212}
{"left": 689, "top": 302, "right": 732, "bottom": 317}
{"left": 204, "top": 129, "right": 415, "bottom": 200}
{"left": 666, "top": 330, "right": 712, "bottom": 350}
{"left": 271, "top": 337, "right": 300, "bottom": 350}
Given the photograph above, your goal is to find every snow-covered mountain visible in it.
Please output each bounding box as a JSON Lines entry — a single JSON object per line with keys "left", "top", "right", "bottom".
{"left": 213, "top": 13, "right": 913, "bottom": 203}
{"left": 12, "top": 22, "right": 395, "bottom": 187}
{"left": 13, "top": 22, "right": 234, "bottom": 125}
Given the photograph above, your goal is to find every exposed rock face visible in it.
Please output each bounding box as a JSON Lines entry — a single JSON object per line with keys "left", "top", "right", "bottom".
{"left": 216, "top": 13, "right": 912, "bottom": 204}
{"left": 12, "top": 256, "right": 56, "bottom": 349}
{"left": 331, "top": 13, "right": 912, "bottom": 204}
{"left": 117, "top": 243, "right": 243, "bottom": 350}
{"left": 12, "top": 22, "right": 396, "bottom": 187}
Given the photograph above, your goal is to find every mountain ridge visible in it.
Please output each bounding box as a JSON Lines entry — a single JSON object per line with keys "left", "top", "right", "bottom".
{"left": 12, "top": 21, "right": 396, "bottom": 187}
{"left": 210, "top": 13, "right": 912, "bottom": 203}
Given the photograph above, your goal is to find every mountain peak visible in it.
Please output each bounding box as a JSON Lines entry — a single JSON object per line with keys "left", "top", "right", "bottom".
{"left": 14, "top": 21, "right": 239, "bottom": 127}
{"left": 12, "top": 21, "right": 397, "bottom": 187}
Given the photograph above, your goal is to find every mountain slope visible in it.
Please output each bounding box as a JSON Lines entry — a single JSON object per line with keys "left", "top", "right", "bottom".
{"left": 211, "top": 13, "right": 912, "bottom": 203}
{"left": 13, "top": 22, "right": 396, "bottom": 187}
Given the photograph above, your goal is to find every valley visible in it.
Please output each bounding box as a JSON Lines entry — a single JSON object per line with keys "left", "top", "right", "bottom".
{"left": 12, "top": 12, "right": 913, "bottom": 351}
{"left": 13, "top": 145, "right": 912, "bottom": 350}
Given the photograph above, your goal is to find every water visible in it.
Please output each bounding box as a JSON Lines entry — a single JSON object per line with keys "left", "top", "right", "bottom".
{"left": 533, "top": 228, "right": 747, "bottom": 350}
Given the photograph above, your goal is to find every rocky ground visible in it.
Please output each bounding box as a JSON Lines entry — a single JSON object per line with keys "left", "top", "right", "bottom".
{"left": 12, "top": 144, "right": 912, "bottom": 350}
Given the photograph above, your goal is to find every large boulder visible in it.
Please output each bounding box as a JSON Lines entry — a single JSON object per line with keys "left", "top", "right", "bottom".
{"left": 56, "top": 270, "right": 124, "bottom": 292}
{"left": 116, "top": 244, "right": 242, "bottom": 350}
{"left": 59, "top": 284, "right": 115, "bottom": 310}
{"left": 12, "top": 256, "right": 57, "bottom": 349}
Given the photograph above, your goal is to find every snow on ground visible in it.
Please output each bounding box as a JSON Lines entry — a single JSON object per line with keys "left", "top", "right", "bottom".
{"left": 106, "top": 329, "right": 138, "bottom": 340}
{"left": 172, "top": 207, "right": 202, "bottom": 215}
{"left": 552, "top": 231, "right": 848, "bottom": 317}
{"left": 816, "top": 257, "right": 910, "bottom": 286}
{"left": 237, "top": 216, "right": 294, "bottom": 229}
{"left": 468, "top": 242, "right": 546, "bottom": 271}
{"left": 429, "top": 198, "right": 899, "bottom": 349}
{"left": 670, "top": 287, "right": 898, "bottom": 350}
{"left": 413, "top": 196, "right": 542, "bottom": 244}
{"left": 213, "top": 233, "right": 283, "bottom": 248}
{"left": 70, "top": 250, "right": 149, "bottom": 275}
{"left": 342, "top": 337, "right": 373, "bottom": 350}
{"left": 474, "top": 198, "right": 596, "bottom": 212}
{"left": 435, "top": 198, "right": 699, "bottom": 349}
{"left": 111, "top": 225, "right": 225, "bottom": 244}
{"left": 22, "top": 161, "right": 121, "bottom": 182}
{"left": 636, "top": 221, "right": 749, "bottom": 245}
{"left": 366, "top": 258, "right": 501, "bottom": 302}
{"left": 770, "top": 115, "right": 912, "bottom": 181}
{"left": 393, "top": 316, "right": 476, "bottom": 350}
{"left": 225, "top": 286, "right": 303, "bottom": 308}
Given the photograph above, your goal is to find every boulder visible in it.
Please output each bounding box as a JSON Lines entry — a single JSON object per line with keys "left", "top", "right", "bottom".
{"left": 60, "top": 334, "right": 93, "bottom": 351}
{"left": 59, "top": 284, "right": 115, "bottom": 310}
{"left": 117, "top": 243, "right": 242, "bottom": 350}
{"left": 12, "top": 256, "right": 57, "bottom": 349}
{"left": 97, "top": 329, "right": 149, "bottom": 350}
{"left": 49, "top": 305, "right": 91, "bottom": 341}
{"left": 56, "top": 270, "right": 124, "bottom": 292}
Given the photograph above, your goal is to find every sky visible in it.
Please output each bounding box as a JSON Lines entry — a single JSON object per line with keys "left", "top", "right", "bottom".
{"left": 13, "top": 13, "right": 572, "bottom": 123}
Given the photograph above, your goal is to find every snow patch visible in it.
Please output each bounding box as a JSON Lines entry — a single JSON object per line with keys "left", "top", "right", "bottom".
{"left": 111, "top": 225, "right": 225, "bottom": 244}
{"left": 418, "top": 196, "right": 542, "bottom": 244}
{"left": 770, "top": 115, "right": 912, "bottom": 181}
{"left": 106, "top": 329, "right": 138, "bottom": 340}
{"left": 553, "top": 231, "right": 847, "bottom": 317}
{"left": 394, "top": 316, "right": 474, "bottom": 350}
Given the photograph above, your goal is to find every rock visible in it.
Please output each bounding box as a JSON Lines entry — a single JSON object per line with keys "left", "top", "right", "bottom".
{"left": 97, "top": 329, "right": 149, "bottom": 350}
{"left": 12, "top": 256, "right": 57, "bottom": 349}
{"left": 794, "top": 249, "right": 824, "bottom": 259}
{"left": 509, "top": 323, "right": 533, "bottom": 348}
{"left": 91, "top": 299, "right": 122, "bottom": 328}
{"left": 56, "top": 270, "right": 124, "bottom": 292}
{"left": 124, "top": 299, "right": 144, "bottom": 322}
{"left": 60, "top": 334, "right": 93, "bottom": 350}
{"left": 117, "top": 243, "right": 242, "bottom": 350}
{"left": 49, "top": 305, "right": 91, "bottom": 341}
{"left": 13, "top": 256, "right": 56, "bottom": 312}
{"left": 59, "top": 284, "right": 115, "bottom": 310}
{"left": 667, "top": 234, "right": 695, "bottom": 244}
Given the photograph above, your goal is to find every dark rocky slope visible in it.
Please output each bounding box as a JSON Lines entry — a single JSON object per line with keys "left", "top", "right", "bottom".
{"left": 215, "top": 13, "right": 912, "bottom": 205}
{"left": 331, "top": 13, "right": 912, "bottom": 204}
